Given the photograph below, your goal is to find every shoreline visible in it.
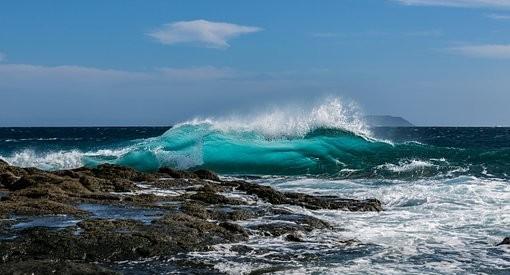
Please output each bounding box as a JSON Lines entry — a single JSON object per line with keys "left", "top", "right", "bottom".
{"left": 0, "top": 160, "right": 382, "bottom": 274}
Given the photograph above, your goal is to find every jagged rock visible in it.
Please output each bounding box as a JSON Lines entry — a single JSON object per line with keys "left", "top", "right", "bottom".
{"left": 0, "top": 162, "right": 383, "bottom": 273}
{"left": 158, "top": 167, "right": 197, "bottom": 179}
{"left": 193, "top": 169, "right": 220, "bottom": 181}
{"left": 497, "top": 237, "right": 510, "bottom": 246}
{"left": 0, "top": 198, "right": 87, "bottom": 217}
{"left": 0, "top": 172, "right": 18, "bottom": 189}
{"left": 285, "top": 234, "right": 304, "bottom": 242}
{"left": 189, "top": 191, "right": 243, "bottom": 205}
{"left": 0, "top": 260, "right": 118, "bottom": 275}
{"left": 236, "top": 181, "right": 288, "bottom": 204}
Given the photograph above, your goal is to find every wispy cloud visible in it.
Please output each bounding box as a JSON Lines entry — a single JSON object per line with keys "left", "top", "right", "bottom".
{"left": 394, "top": 0, "right": 510, "bottom": 8}
{"left": 0, "top": 64, "right": 238, "bottom": 86}
{"left": 449, "top": 44, "right": 510, "bottom": 59}
{"left": 486, "top": 13, "right": 510, "bottom": 20}
{"left": 147, "top": 19, "right": 262, "bottom": 49}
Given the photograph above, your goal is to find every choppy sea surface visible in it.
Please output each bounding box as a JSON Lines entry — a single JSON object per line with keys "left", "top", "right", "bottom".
{"left": 1, "top": 100, "right": 509, "bottom": 274}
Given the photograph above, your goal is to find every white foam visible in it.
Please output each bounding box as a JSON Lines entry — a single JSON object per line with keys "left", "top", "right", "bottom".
{"left": 377, "top": 159, "right": 436, "bottom": 173}
{"left": 0, "top": 149, "right": 84, "bottom": 170}
{"left": 0, "top": 148, "right": 131, "bottom": 170}
{"left": 262, "top": 176, "right": 510, "bottom": 274}
{"left": 171, "top": 98, "right": 372, "bottom": 139}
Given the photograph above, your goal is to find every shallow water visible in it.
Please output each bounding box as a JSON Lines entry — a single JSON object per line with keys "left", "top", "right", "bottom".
{"left": 167, "top": 175, "right": 508, "bottom": 274}
{"left": 79, "top": 204, "right": 164, "bottom": 224}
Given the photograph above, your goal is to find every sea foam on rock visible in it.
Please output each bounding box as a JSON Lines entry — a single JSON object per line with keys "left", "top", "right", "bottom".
{"left": 0, "top": 162, "right": 382, "bottom": 273}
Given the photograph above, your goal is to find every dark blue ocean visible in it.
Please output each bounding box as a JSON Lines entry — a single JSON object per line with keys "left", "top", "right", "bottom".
{"left": 0, "top": 121, "right": 509, "bottom": 273}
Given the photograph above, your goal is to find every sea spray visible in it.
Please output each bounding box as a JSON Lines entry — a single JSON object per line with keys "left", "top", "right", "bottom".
{"left": 0, "top": 98, "right": 509, "bottom": 179}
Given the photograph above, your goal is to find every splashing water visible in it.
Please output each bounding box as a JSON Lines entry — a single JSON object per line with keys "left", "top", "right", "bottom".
{"left": 0, "top": 98, "right": 509, "bottom": 274}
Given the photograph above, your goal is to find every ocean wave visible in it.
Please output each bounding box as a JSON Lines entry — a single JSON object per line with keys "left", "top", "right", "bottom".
{"left": 376, "top": 159, "right": 436, "bottom": 173}
{"left": 1, "top": 98, "right": 509, "bottom": 178}
{"left": 172, "top": 98, "right": 371, "bottom": 139}
{"left": 0, "top": 148, "right": 130, "bottom": 171}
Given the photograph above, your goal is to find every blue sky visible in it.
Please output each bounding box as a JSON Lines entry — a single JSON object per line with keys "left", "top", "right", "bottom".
{"left": 1, "top": 0, "right": 510, "bottom": 126}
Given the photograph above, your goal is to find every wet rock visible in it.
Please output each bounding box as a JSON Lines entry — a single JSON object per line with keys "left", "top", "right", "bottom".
{"left": 285, "top": 234, "right": 304, "bottom": 242}
{"left": 182, "top": 201, "right": 209, "bottom": 219}
{"left": 236, "top": 181, "right": 288, "bottom": 204}
{"left": 88, "top": 164, "right": 141, "bottom": 181}
{"left": 249, "top": 222, "right": 304, "bottom": 237}
{"left": 158, "top": 167, "right": 197, "bottom": 179}
{"left": 0, "top": 214, "right": 248, "bottom": 264}
{"left": 7, "top": 173, "right": 64, "bottom": 191}
{"left": 189, "top": 191, "right": 244, "bottom": 205}
{"left": 230, "top": 245, "right": 253, "bottom": 254}
{"left": 269, "top": 214, "right": 332, "bottom": 231}
{"left": 154, "top": 213, "right": 249, "bottom": 249}
{"left": 209, "top": 206, "right": 262, "bottom": 221}
{"left": 79, "top": 175, "right": 135, "bottom": 193}
{"left": 219, "top": 222, "right": 249, "bottom": 237}
{"left": 0, "top": 198, "right": 86, "bottom": 217}
{"left": 0, "top": 161, "right": 383, "bottom": 273}
{"left": 249, "top": 213, "right": 332, "bottom": 237}
{"left": 0, "top": 260, "right": 118, "bottom": 275}
{"left": 0, "top": 172, "right": 18, "bottom": 189}
{"left": 236, "top": 181, "right": 382, "bottom": 212}
{"left": 497, "top": 237, "right": 510, "bottom": 246}
{"left": 285, "top": 193, "right": 383, "bottom": 212}
{"left": 193, "top": 169, "right": 220, "bottom": 181}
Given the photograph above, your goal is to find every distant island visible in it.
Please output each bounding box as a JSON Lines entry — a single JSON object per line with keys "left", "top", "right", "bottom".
{"left": 364, "top": 115, "right": 414, "bottom": 127}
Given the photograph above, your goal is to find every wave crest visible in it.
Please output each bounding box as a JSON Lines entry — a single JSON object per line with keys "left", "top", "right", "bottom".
{"left": 171, "top": 98, "right": 371, "bottom": 139}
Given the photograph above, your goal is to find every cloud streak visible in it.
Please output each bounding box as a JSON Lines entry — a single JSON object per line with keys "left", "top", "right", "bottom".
{"left": 0, "top": 64, "right": 239, "bottom": 91}
{"left": 449, "top": 44, "right": 510, "bottom": 59}
{"left": 486, "top": 13, "right": 510, "bottom": 19}
{"left": 147, "top": 20, "right": 262, "bottom": 49}
{"left": 394, "top": 0, "right": 510, "bottom": 8}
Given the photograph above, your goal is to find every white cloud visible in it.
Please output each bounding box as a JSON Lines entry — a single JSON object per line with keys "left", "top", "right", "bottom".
{"left": 0, "top": 52, "right": 5, "bottom": 62}
{"left": 486, "top": 13, "right": 510, "bottom": 19}
{"left": 449, "top": 44, "right": 510, "bottom": 59}
{"left": 394, "top": 0, "right": 510, "bottom": 8}
{"left": 147, "top": 19, "right": 262, "bottom": 49}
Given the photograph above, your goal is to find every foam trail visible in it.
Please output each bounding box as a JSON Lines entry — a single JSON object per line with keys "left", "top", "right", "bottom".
{"left": 0, "top": 148, "right": 131, "bottom": 171}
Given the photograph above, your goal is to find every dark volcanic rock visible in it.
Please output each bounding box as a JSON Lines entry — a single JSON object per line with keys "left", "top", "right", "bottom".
{"left": 0, "top": 215, "right": 248, "bottom": 263}
{"left": 236, "top": 181, "right": 382, "bottom": 211}
{"left": 0, "top": 260, "right": 118, "bottom": 275}
{"left": 249, "top": 214, "right": 331, "bottom": 237}
{"left": 284, "top": 193, "right": 383, "bottom": 212}
{"left": 189, "top": 191, "right": 243, "bottom": 205}
{"left": 285, "top": 234, "right": 305, "bottom": 242}
{"left": 0, "top": 172, "right": 18, "bottom": 189}
{"left": 158, "top": 167, "right": 197, "bottom": 179}
{"left": 0, "top": 198, "right": 87, "bottom": 217}
{"left": 0, "top": 162, "right": 383, "bottom": 274}
{"left": 497, "top": 237, "right": 510, "bottom": 246}
{"left": 193, "top": 169, "right": 221, "bottom": 181}
{"left": 236, "top": 181, "right": 288, "bottom": 204}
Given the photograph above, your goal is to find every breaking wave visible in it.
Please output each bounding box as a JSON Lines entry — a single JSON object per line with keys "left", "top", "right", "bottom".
{"left": 1, "top": 98, "right": 509, "bottom": 178}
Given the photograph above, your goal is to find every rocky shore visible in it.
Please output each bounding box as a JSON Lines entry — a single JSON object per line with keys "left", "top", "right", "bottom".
{"left": 0, "top": 160, "right": 386, "bottom": 274}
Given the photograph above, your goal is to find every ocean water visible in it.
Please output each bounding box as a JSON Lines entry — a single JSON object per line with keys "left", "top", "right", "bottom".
{"left": 0, "top": 99, "right": 509, "bottom": 274}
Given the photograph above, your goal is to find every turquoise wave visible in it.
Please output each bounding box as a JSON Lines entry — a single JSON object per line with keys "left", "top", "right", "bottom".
{"left": 82, "top": 123, "right": 510, "bottom": 178}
